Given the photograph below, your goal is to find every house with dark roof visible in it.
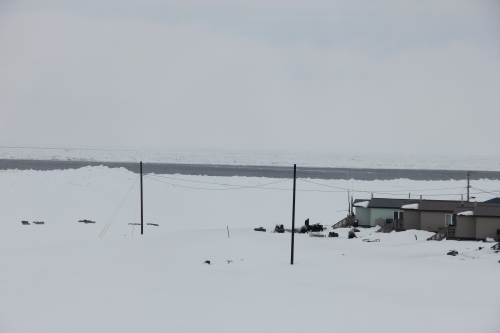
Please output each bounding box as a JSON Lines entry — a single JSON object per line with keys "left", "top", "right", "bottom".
{"left": 353, "top": 198, "right": 417, "bottom": 227}
{"left": 401, "top": 200, "right": 500, "bottom": 240}
{"left": 455, "top": 204, "right": 500, "bottom": 240}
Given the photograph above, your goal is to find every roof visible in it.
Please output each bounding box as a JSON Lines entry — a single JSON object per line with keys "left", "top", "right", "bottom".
{"left": 485, "top": 197, "right": 500, "bottom": 203}
{"left": 454, "top": 203, "right": 500, "bottom": 218}
{"left": 414, "top": 200, "right": 475, "bottom": 212}
{"left": 353, "top": 198, "right": 417, "bottom": 209}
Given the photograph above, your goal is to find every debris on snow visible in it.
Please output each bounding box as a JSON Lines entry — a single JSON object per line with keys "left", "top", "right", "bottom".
{"left": 363, "top": 239, "right": 380, "bottom": 242}
{"left": 78, "top": 220, "right": 95, "bottom": 224}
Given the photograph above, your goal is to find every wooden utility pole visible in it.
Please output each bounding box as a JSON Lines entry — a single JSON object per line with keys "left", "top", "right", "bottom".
{"left": 348, "top": 190, "right": 350, "bottom": 215}
{"left": 291, "top": 164, "right": 296, "bottom": 265}
{"left": 140, "top": 161, "right": 144, "bottom": 235}
{"left": 467, "top": 171, "right": 471, "bottom": 202}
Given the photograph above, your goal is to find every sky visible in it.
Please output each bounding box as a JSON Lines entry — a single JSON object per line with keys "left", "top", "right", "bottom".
{"left": 0, "top": 0, "right": 499, "bottom": 156}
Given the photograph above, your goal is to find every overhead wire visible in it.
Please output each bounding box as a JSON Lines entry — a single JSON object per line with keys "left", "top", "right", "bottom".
{"left": 99, "top": 175, "right": 140, "bottom": 238}
{"left": 145, "top": 175, "right": 350, "bottom": 193}
{"left": 298, "top": 178, "right": 466, "bottom": 193}
{"left": 145, "top": 173, "right": 290, "bottom": 188}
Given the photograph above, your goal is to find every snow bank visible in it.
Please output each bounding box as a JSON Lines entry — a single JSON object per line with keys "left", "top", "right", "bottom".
{"left": 353, "top": 200, "right": 369, "bottom": 208}
{"left": 402, "top": 203, "right": 419, "bottom": 209}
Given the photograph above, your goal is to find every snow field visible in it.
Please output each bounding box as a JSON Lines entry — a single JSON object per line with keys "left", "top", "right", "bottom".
{"left": 0, "top": 167, "right": 499, "bottom": 333}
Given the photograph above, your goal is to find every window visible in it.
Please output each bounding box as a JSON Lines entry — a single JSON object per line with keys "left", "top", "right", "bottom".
{"left": 445, "top": 214, "right": 457, "bottom": 226}
{"left": 393, "top": 211, "right": 404, "bottom": 220}
{"left": 445, "top": 214, "right": 452, "bottom": 226}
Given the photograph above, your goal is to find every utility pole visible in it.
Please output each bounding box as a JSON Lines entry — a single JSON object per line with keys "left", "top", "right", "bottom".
{"left": 140, "top": 161, "right": 144, "bottom": 235}
{"left": 348, "top": 190, "right": 351, "bottom": 215}
{"left": 291, "top": 164, "right": 296, "bottom": 265}
{"left": 467, "top": 171, "right": 471, "bottom": 202}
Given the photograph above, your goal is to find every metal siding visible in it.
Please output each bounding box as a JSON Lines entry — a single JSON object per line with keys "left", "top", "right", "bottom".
{"left": 355, "top": 207, "right": 371, "bottom": 226}
{"left": 475, "top": 217, "right": 500, "bottom": 240}
{"left": 403, "top": 210, "right": 421, "bottom": 230}
{"left": 369, "top": 208, "right": 398, "bottom": 227}
{"left": 421, "top": 211, "right": 448, "bottom": 232}
{"left": 455, "top": 216, "right": 476, "bottom": 238}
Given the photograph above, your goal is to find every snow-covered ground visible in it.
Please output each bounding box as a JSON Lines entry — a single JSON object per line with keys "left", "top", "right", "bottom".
{"left": 0, "top": 167, "right": 499, "bottom": 333}
{"left": 2, "top": 147, "right": 500, "bottom": 171}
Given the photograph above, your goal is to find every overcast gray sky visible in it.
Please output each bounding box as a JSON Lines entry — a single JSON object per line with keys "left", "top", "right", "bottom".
{"left": 1, "top": 0, "right": 499, "bottom": 156}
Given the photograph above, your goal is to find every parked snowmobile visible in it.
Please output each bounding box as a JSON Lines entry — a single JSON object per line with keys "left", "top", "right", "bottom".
{"left": 274, "top": 224, "right": 285, "bottom": 233}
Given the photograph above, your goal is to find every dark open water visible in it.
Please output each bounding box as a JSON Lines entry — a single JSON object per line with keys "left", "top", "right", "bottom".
{"left": 1, "top": 159, "right": 499, "bottom": 181}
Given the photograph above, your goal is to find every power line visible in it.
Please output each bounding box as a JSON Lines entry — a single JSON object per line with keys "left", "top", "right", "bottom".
{"left": 145, "top": 175, "right": 351, "bottom": 193}
{"left": 471, "top": 186, "right": 499, "bottom": 197}
{"left": 146, "top": 173, "right": 291, "bottom": 188}
{"left": 298, "top": 178, "right": 466, "bottom": 194}
{"left": 99, "top": 175, "right": 140, "bottom": 238}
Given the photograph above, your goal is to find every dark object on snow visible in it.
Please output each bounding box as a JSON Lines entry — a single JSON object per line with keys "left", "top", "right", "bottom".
{"left": 33, "top": 221, "right": 44, "bottom": 225}
{"left": 348, "top": 230, "right": 357, "bottom": 239}
{"left": 328, "top": 232, "right": 339, "bottom": 237}
{"left": 203, "top": 260, "right": 211, "bottom": 265}
{"left": 415, "top": 235, "right": 417, "bottom": 240}
{"left": 254, "top": 227, "right": 266, "bottom": 232}
{"left": 308, "top": 223, "right": 324, "bottom": 232}
{"left": 299, "top": 225, "right": 308, "bottom": 233}
{"left": 309, "top": 232, "right": 325, "bottom": 237}
{"left": 128, "top": 223, "right": 141, "bottom": 225}
{"left": 447, "top": 250, "right": 458, "bottom": 256}
{"left": 305, "top": 218, "right": 309, "bottom": 227}
{"left": 478, "top": 247, "right": 483, "bottom": 250}
{"left": 227, "top": 260, "right": 233, "bottom": 264}
{"left": 352, "top": 228, "right": 360, "bottom": 233}
{"left": 79, "top": 219, "right": 95, "bottom": 224}
{"left": 147, "top": 223, "right": 159, "bottom": 226}
{"left": 274, "top": 224, "right": 285, "bottom": 233}
{"left": 21, "top": 221, "right": 30, "bottom": 225}
{"left": 363, "top": 239, "right": 380, "bottom": 242}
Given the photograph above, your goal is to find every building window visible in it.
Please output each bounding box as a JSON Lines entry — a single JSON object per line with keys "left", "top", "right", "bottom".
{"left": 445, "top": 214, "right": 452, "bottom": 226}
{"left": 393, "top": 211, "right": 404, "bottom": 220}
{"left": 445, "top": 214, "right": 457, "bottom": 226}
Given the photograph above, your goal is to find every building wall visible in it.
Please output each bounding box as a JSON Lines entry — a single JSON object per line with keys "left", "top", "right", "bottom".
{"left": 455, "top": 216, "right": 476, "bottom": 239}
{"left": 420, "top": 211, "right": 448, "bottom": 232}
{"left": 475, "top": 217, "right": 500, "bottom": 240}
{"left": 369, "top": 208, "right": 398, "bottom": 227}
{"left": 355, "top": 207, "right": 370, "bottom": 226}
{"left": 403, "top": 210, "right": 420, "bottom": 230}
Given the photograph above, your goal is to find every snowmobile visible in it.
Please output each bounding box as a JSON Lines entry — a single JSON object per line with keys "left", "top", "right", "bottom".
{"left": 305, "top": 219, "right": 324, "bottom": 232}
{"left": 273, "top": 224, "right": 285, "bottom": 233}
